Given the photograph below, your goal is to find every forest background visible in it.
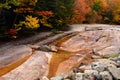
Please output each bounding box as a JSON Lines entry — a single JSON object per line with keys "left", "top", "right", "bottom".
{"left": 0, "top": 0, "right": 120, "bottom": 39}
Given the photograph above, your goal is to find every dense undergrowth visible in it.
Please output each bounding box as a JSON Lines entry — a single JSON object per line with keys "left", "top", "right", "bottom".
{"left": 0, "top": 0, "right": 74, "bottom": 39}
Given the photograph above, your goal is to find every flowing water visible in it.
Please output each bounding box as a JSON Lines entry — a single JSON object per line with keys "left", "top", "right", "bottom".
{"left": 47, "top": 32, "right": 94, "bottom": 78}
{"left": 0, "top": 54, "right": 32, "bottom": 76}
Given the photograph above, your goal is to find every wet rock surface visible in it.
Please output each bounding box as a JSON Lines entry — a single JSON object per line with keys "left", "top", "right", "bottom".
{"left": 1, "top": 51, "right": 52, "bottom": 80}
{"left": 0, "top": 45, "right": 32, "bottom": 67}
{"left": 0, "top": 24, "right": 120, "bottom": 80}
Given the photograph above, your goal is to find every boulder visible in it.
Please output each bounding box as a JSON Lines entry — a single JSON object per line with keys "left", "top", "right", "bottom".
{"left": 91, "top": 62, "right": 105, "bottom": 72}
{"left": 108, "top": 66, "right": 120, "bottom": 79}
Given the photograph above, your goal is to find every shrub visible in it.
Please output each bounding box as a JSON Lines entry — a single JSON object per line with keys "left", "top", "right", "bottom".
{"left": 0, "top": 0, "right": 75, "bottom": 39}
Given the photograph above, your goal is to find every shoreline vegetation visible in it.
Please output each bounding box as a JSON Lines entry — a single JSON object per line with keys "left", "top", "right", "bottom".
{"left": 0, "top": 0, "right": 120, "bottom": 39}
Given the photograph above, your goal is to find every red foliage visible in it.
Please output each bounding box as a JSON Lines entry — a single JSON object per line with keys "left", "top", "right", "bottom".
{"left": 36, "top": 11, "right": 53, "bottom": 16}
{"left": 8, "top": 29, "right": 17, "bottom": 35}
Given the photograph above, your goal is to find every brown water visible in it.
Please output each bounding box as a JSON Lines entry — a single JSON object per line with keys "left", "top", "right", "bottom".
{"left": 47, "top": 32, "right": 94, "bottom": 78}
{"left": 0, "top": 54, "right": 32, "bottom": 76}
{"left": 0, "top": 31, "right": 94, "bottom": 78}
{"left": 47, "top": 50, "right": 94, "bottom": 78}
{"left": 47, "top": 51, "right": 72, "bottom": 78}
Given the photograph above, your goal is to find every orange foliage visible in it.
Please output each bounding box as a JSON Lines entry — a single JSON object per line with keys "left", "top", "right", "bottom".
{"left": 70, "top": 0, "right": 120, "bottom": 24}
{"left": 71, "top": 0, "right": 92, "bottom": 23}
{"left": 101, "top": 0, "right": 108, "bottom": 10}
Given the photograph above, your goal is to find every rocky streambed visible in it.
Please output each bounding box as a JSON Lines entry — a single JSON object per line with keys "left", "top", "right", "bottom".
{"left": 0, "top": 24, "right": 120, "bottom": 80}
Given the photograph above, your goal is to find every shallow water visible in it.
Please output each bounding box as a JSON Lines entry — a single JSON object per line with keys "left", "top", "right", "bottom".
{"left": 0, "top": 54, "right": 32, "bottom": 76}
{"left": 47, "top": 32, "right": 94, "bottom": 78}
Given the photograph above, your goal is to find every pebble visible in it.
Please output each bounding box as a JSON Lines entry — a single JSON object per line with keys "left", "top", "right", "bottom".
{"left": 40, "top": 45, "right": 58, "bottom": 52}
{"left": 84, "top": 70, "right": 98, "bottom": 76}
{"left": 79, "top": 62, "right": 88, "bottom": 66}
{"left": 50, "top": 76, "right": 64, "bottom": 80}
{"left": 73, "top": 67, "right": 80, "bottom": 73}
{"left": 50, "top": 45, "right": 58, "bottom": 52}
{"left": 91, "top": 62, "right": 105, "bottom": 71}
{"left": 93, "top": 73, "right": 102, "bottom": 80}
{"left": 42, "top": 76, "right": 49, "bottom": 80}
{"left": 92, "top": 55, "right": 102, "bottom": 59}
{"left": 79, "top": 65, "right": 91, "bottom": 72}
{"left": 74, "top": 73, "right": 84, "bottom": 80}
{"left": 100, "top": 71, "right": 112, "bottom": 80}
{"left": 117, "top": 60, "right": 120, "bottom": 65}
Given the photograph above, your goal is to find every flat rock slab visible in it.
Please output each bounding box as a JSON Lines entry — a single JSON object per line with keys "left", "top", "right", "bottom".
{"left": 0, "top": 45, "right": 32, "bottom": 76}
{"left": 59, "top": 30, "right": 120, "bottom": 57}
{"left": 1, "top": 51, "right": 52, "bottom": 80}
{"left": 0, "top": 45, "right": 32, "bottom": 67}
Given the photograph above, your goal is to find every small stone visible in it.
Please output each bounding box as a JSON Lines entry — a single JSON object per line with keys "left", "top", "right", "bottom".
{"left": 34, "top": 78, "right": 40, "bottom": 80}
{"left": 79, "top": 62, "right": 88, "bottom": 66}
{"left": 50, "top": 45, "right": 58, "bottom": 52}
{"left": 74, "top": 73, "right": 84, "bottom": 80}
{"left": 40, "top": 45, "right": 51, "bottom": 51}
{"left": 108, "top": 66, "right": 120, "bottom": 79}
{"left": 84, "top": 70, "right": 98, "bottom": 76}
{"left": 89, "top": 75, "right": 95, "bottom": 80}
{"left": 91, "top": 62, "right": 105, "bottom": 71}
{"left": 93, "top": 73, "right": 102, "bottom": 80}
{"left": 83, "top": 73, "right": 89, "bottom": 80}
{"left": 117, "top": 60, "right": 120, "bottom": 65}
{"left": 64, "top": 79, "right": 70, "bottom": 80}
{"left": 50, "top": 76, "right": 64, "bottom": 80}
{"left": 91, "top": 55, "right": 102, "bottom": 59}
{"left": 79, "top": 65, "right": 91, "bottom": 72}
{"left": 73, "top": 67, "right": 79, "bottom": 73}
{"left": 42, "top": 76, "right": 49, "bottom": 80}
{"left": 100, "top": 71, "right": 112, "bottom": 80}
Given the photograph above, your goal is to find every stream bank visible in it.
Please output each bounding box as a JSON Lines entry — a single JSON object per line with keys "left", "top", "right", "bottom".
{"left": 0, "top": 24, "right": 120, "bottom": 80}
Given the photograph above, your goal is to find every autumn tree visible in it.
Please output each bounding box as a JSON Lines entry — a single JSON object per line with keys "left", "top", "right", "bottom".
{"left": 71, "top": 0, "right": 91, "bottom": 23}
